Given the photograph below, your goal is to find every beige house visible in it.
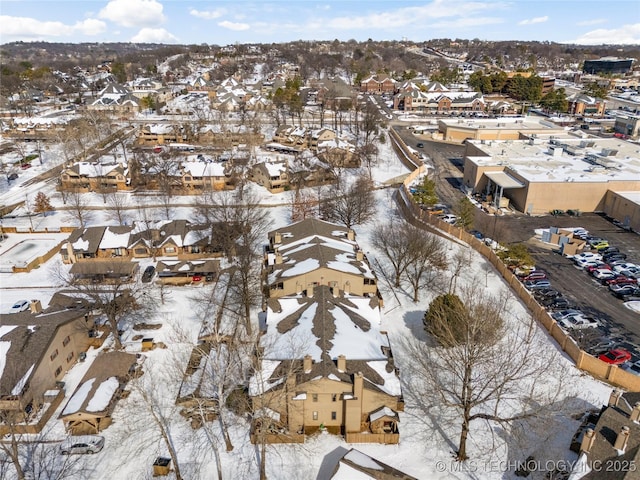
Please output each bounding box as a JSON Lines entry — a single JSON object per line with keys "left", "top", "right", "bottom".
{"left": 60, "top": 351, "right": 139, "bottom": 434}
{"left": 0, "top": 303, "right": 95, "bottom": 434}
{"left": 462, "top": 136, "right": 640, "bottom": 215}
{"left": 251, "top": 160, "right": 289, "bottom": 193}
{"left": 59, "top": 162, "right": 129, "bottom": 193}
{"left": 264, "top": 218, "right": 378, "bottom": 299}
{"left": 137, "top": 123, "right": 188, "bottom": 146}
{"left": 250, "top": 286, "right": 402, "bottom": 444}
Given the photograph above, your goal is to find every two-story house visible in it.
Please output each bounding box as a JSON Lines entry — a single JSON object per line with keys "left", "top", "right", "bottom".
{"left": 360, "top": 75, "right": 396, "bottom": 94}
{"left": 59, "top": 162, "right": 129, "bottom": 193}
{"left": 0, "top": 302, "right": 95, "bottom": 434}
{"left": 251, "top": 160, "right": 290, "bottom": 193}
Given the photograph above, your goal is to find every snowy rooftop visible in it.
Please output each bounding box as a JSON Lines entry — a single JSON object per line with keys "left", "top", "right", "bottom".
{"left": 440, "top": 116, "right": 561, "bottom": 131}
{"left": 466, "top": 137, "right": 640, "bottom": 183}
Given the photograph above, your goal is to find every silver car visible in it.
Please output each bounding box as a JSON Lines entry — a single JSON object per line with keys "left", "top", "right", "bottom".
{"left": 60, "top": 435, "right": 104, "bottom": 455}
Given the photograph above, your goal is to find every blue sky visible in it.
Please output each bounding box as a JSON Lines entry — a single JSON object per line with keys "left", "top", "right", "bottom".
{"left": 1, "top": 0, "right": 639, "bottom": 45}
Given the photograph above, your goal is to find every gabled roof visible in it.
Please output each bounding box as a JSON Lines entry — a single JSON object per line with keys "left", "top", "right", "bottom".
{"left": 252, "top": 286, "right": 399, "bottom": 398}
{"left": 67, "top": 227, "right": 107, "bottom": 254}
{"left": 331, "top": 448, "right": 418, "bottom": 480}
{"left": 60, "top": 351, "right": 137, "bottom": 418}
{"left": 269, "top": 218, "right": 352, "bottom": 247}
{"left": 0, "top": 309, "right": 89, "bottom": 397}
{"left": 156, "top": 259, "right": 219, "bottom": 276}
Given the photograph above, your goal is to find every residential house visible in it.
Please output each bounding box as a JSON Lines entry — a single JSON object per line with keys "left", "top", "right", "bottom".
{"left": 88, "top": 83, "right": 141, "bottom": 113}
{"left": 360, "top": 75, "right": 396, "bottom": 94}
{"left": 137, "top": 123, "right": 188, "bottom": 146}
{"left": 156, "top": 259, "right": 220, "bottom": 285}
{"left": 330, "top": 449, "right": 418, "bottom": 480}
{"left": 317, "top": 138, "right": 359, "bottom": 168}
{"left": 61, "top": 226, "right": 107, "bottom": 263}
{"left": 249, "top": 285, "right": 402, "bottom": 444}
{"left": 263, "top": 218, "right": 378, "bottom": 299}
{"left": 181, "top": 157, "right": 236, "bottom": 192}
{"left": 272, "top": 126, "right": 309, "bottom": 149}
{"left": 251, "top": 160, "right": 290, "bottom": 193}
{"left": 60, "top": 351, "right": 140, "bottom": 434}
{"left": 59, "top": 162, "right": 129, "bottom": 193}
{"left": 394, "top": 90, "right": 485, "bottom": 113}
{"left": 69, "top": 260, "right": 139, "bottom": 284}
{"left": 0, "top": 303, "right": 95, "bottom": 434}
{"left": 570, "top": 389, "right": 640, "bottom": 479}
{"left": 308, "top": 128, "right": 337, "bottom": 149}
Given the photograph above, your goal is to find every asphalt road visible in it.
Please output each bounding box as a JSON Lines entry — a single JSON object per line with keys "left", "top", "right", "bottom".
{"left": 392, "top": 125, "right": 640, "bottom": 361}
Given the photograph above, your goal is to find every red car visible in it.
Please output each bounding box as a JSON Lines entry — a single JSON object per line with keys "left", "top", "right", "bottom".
{"left": 585, "top": 263, "right": 609, "bottom": 273}
{"left": 521, "top": 271, "right": 547, "bottom": 282}
{"left": 606, "top": 276, "right": 637, "bottom": 286}
{"left": 192, "top": 275, "right": 202, "bottom": 282}
{"left": 599, "top": 349, "right": 632, "bottom": 365}
{"left": 20, "top": 163, "right": 32, "bottom": 169}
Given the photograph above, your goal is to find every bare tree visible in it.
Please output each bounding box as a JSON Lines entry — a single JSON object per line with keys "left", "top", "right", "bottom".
{"left": 106, "top": 191, "right": 131, "bottom": 225}
{"left": 370, "top": 216, "right": 418, "bottom": 288}
{"left": 320, "top": 174, "right": 376, "bottom": 229}
{"left": 448, "top": 247, "right": 473, "bottom": 294}
{"left": 65, "top": 189, "right": 92, "bottom": 227}
{"left": 403, "top": 231, "right": 448, "bottom": 302}
{"left": 402, "top": 286, "right": 565, "bottom": 461}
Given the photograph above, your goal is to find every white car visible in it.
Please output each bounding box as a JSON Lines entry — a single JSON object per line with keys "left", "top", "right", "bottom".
{"left": 613, "top": 263, "right": 638, "bottom": 273}
{"left": 592, "top": 269, "right": 617, "bottom": 281}
{"left": 558, "top": 314, "right": 599, "bottom": 330}
{"left": 574, "top": 252, "right": 602, "bottom": 264}
{"left": 552, "top": 309, "right": 583, "bottom": 321}
{"left": 60, "top": 435, "right": 104, "bottom": 455}
{"left": 9, "top": 300, "right": 30, "bottom": 313}
{"left": 439, "top": 214, "right": 458, "bottom": 224}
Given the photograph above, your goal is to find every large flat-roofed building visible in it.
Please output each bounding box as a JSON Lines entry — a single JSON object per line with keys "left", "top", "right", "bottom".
{"left": 614, "top": 114, "right": 640, "bottom": 139}
{"left": 462, "top": 135, "right": 640, "bottom": 221}
{"left": 583, "top": 57, "right": 634, "bottom": 75}
{"left": 438, "top": 116, "right": 563, "bottom": 142}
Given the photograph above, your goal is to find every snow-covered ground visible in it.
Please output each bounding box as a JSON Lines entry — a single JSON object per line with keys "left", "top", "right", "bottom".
{"left": 0, "top": 129, "right": 614, "bottom": 480}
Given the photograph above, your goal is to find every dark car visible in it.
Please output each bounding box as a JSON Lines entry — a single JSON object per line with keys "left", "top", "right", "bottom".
{"left": 604, "top": 253, "right": 627, "bottom": 263}
{"left": 8, "top": 173, "right": 18, "bottom": 181}
{"left": 542, "top": 296, "right": 573, "bottom": 310}
{"left": 533, "top": 288, "right": 560, "bottom": 300}
{"left": 610, "top": 284, "right": 640, "bottom": 299}
{"left": 416, "top": 142, "right": 424, "bottom": 148}
{"left": 602, "top": 247, "right": 620, "bottom": 255}
{"left": 141, "top": 266, "right": 155, "bottom": 283}
{"left": 524, "top": 279, "right": 551, "bottom": 290}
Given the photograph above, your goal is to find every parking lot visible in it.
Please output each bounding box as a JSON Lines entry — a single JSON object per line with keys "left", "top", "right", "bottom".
{"left": 494, "top": 212, "right": 640, "bottom": 360}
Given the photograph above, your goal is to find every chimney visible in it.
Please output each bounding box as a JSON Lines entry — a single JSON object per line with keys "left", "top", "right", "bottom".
{"left": 347, "top": 229, "right": 355, "bottom": 241}
{"left": 609, "top": 389, "right": 624, "bottom": 407}
{"left": 355, "top": 250, "right": 363, "bottom": 261}
{"left": 29, "top": 299, "right": 42, "bottom": 314}
{"left": 580, "top": 428, "right": 596, "bottom": 454}
{"left": 307, "top": 285, "right": 314, "bottom": 298}
{"left": 631, "top": 402, "right": 640, "bottom": 422}
{"left": 274, "top": 232, "right": 282, "bottom": 244}
{"left": 344, "top": 281, "right": 350, "bottom": 295}
{"left": 303, "top": 354, "right": 312, "bottom": 373}
{"left": 337, "top": 355, "right": 346, "bottom": 372}
{"left": 275, "top": 251, "right": 283, "bottom": 264}
{"left": 353, "top": 372, "right": 364, "bottom": 398}
{"left": 296, "top": 282, "right": 302, "bottom": 294}
{"left": 614, "top": 426, "right": 630, "bottom": 452}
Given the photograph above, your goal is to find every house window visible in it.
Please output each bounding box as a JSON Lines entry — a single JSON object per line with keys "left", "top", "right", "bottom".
{"left": 312, "top": 394, "right": 318, "bottom": 402}
{"left": 113, "top": 248, "right": 123, "bottom": 256}
{"left": 134, "top": 248, "right": 146, "bottom": 255}
{"left": 62, "top": 336, "right": 71, "bottom": 347}
{"left": 364, "top": 278, "right": 376, "bottom": 285}
{"left": 164, "top": 247, "right": 175, "bottom": 254}
{"left": 332, "top": 394, "right": 337, "bottom": 402}
{"left": 312, "top": 411, "right": 318, "bottom": 421}
{"left": 54, "top": 366, "right": 62, "bottom": 377}
{"left": 331, "top": 412, "right": 337, "bottom": 421}
{"left": 67, "top": 351, "right": 74, "bottom": 363}
{"left": 50, "top": 349, "right": 58, "bottom": 361}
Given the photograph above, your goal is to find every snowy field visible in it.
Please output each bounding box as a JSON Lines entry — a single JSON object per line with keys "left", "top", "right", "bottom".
{"left": 0, "top": 129, "right": 614, "bottom": 480}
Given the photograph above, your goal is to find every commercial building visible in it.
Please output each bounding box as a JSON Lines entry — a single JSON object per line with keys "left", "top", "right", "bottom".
{"left": 583, "top": 57, "right": 634, "bottom": 75}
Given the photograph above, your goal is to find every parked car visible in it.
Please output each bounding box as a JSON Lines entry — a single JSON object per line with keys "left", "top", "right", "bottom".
{"left": 574, "top": 252, "right": 603, "bottom": 264}
{"left": 557, "top": 314, "right": 599, "bottom": 330}
{"left": 60, "top": 435, "right": 105, "bottom": 455}
{"left": 416, "top": 142, "right": 424, "bottom": 148}
{"left": 542, "top": 296, "right": 573, "bottom": 310}
{"left": 192, "top": 275, "right": 202, "bottom": 282}
{"left": 552, "top": 309, "right": 583, "bottom": 321}
{"left": 612, "top": 263, "right": 638, "bottom": 273}
{"left": 583, "top": 337, "right": 617, "bottom": 356}
{"left": 584, "top": 262, "right": 609, "bottom": 273}
{"left": 603, "top": 253, "right": 627, "bottom": 263}
{"left": 141, "top": 266, "right": 155, "bottom": 283}
{"left": 9, "top": 300, "right": 30, "bottom": 313}
{"left": 601, "top": 246, "right": 620, "bottom": 255}
{"left": 533, "top": 288, "right": 560, "bottom": 299}
{"left": 7, "top": 172, "right": 19, "bottom": 181}
{"left": 439, "top": 214, "right": 458, "bottom": 224}
{"left": 622, "top": 360, "right": 640, "bottom": 376}
{"left": 592, "top": 269, "right": 618, "bottom": 282}
{"left": 522, "top": 271, "right": 548, "bottom": 282}
{"left": 606, "top": 276, "right": 637, "bottom": 286}
{"left": 524, "top": 279, "right": 552, "bottom": 290}
{"left": 599, "top": 348, "right": 632, "bottom": 365}
{"left": 592, "top": 242, "right": 610, "bottom": 251}
{"left": 610, "top": 284, "right": 640, "bottom": 299}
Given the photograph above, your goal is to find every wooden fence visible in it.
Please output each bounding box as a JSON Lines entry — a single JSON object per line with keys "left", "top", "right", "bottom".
{"left": 397, "top": 151, "right": 640, "bottom": 392}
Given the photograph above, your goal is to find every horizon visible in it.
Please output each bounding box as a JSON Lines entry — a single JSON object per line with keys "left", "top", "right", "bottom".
{"left": 0, "top": 0, "right": 639, "bottom": 46}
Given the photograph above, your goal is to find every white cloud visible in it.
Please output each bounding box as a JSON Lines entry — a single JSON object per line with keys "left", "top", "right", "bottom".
{"left": 131, "top": 27, "right": 177, "bottom": 43}
{"left": 577, "top": 19, "right": 607, "bottom": 27}
{"left": 430, "top": 16, "right": 504, "bottom": 30}
{"left": 99, "top": 0, "right": 165, "bottom": 28}
{"left": 218, "top": 20, "right": 250, "bottom": 31}
{"left": 518, "top": 16, "right": 548, "bottom": 26}
{"left": 189, "top": 8, "right": 226, "bottom": 20}
{"left": 572, "top": 23, "right": 640, "bottom": 45}
{"left": 0, "top": 15, "right": 106, "bottom": 40}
